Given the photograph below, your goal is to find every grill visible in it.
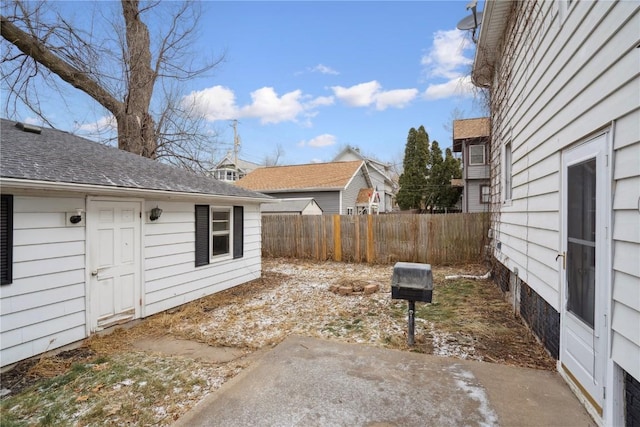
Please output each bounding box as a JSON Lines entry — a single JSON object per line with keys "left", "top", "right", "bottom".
{"left": 391, "top": 262, "right": 433, "bottom": 345}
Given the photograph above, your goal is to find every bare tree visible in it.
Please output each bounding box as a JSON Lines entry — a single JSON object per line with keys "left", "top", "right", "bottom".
{"left": 1, "top": 1, "right": 222, "bottom": 171}
{"left": 442, "top": 107, "right": 466, "bottom": 135}
{"left": 263, "top": 143, "right": 285, "bottom": 167}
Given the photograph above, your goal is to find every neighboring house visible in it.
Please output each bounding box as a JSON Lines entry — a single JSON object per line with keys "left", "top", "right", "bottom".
{"left": 472, "top": 1, "right": 639, "bottom": 425}
{"left": 261, "top": 198, "right": 323, "bottom": 216}
{"left": 211, "top": 150, "right": 262, "bottom": 182}
{"left": 0, "top": 119, "right": 271, "bottom": 368}
{"left": 452, "top": 118, "right": 490, "bottom": 213}
{"left": 237, "top": 161, "right": 372, "bottom": 215}
{"left": 333, "top": 146, "right": 396, "bottom": 212}
{"left": 355, "top": 188, "right": 380, "bottom": 215}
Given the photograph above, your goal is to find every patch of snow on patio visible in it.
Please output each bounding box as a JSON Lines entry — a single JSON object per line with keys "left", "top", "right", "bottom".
{"left": 449, "top": 364, "right": 499, "bottom": 427}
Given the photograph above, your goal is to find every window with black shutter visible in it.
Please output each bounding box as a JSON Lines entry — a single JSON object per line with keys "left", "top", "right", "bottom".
{"left": 1, "top": 195, "right": 13, "bottom": 285}
{"left": 195, "top": 204, "right": 244, "bottom": 267}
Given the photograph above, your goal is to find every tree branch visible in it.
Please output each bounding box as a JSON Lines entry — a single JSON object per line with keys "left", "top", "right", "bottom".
{"left": 1, "top": 14, "right": 123, "bottom": 117}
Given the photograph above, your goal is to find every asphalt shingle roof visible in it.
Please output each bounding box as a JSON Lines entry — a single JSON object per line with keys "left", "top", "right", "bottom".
{"left": 236, "top": 161, "right": 364, "bottom": 192}
{"left": 0, "top": 119, "right": 270, "bottom": 200}
{"left": 453, "top": 117, "right": 490, "bottom": 140}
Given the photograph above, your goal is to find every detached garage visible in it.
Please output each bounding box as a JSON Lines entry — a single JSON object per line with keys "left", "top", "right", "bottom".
{"left": 0, "top": 119, "right": 271, "bottom": 367}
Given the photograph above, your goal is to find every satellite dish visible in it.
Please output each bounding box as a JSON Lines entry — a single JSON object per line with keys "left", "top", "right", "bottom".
{"left": 457, "top": 10, "right": 483, "bottom": 30}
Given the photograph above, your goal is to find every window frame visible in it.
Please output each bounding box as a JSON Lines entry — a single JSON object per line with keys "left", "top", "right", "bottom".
{"left": 1, "top": 194, "right": 13, "bottom": 285}
{"left": 346, "top": 207, "right": 354, "bottom": 216}
{"left": 468, "top": 144, "right": 486, "bottom": 166}
{"left": 210, "top": 206, "right": 233, "bottom": 259}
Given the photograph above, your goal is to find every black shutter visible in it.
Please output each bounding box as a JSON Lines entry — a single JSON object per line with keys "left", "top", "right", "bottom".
{"left": 195, "top": 205, "right": 210, "bottom": 267}
{"left": 1, "top": 195, "right": 13, "bottom": 285}
{"left": 233, "top": 206, "right": 244, "bottom": 259}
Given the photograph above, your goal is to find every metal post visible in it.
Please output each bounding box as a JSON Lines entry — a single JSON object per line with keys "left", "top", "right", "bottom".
{"left": 408, "top": 300, "right": 415, "bottom": 346}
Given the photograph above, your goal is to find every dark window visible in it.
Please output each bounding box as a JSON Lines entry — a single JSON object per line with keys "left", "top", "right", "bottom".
{"left": 1, "top": 195, "right": 13, "bottom": 285}
{"left": 195, "top": 204, "right": 244, "bottom": 267}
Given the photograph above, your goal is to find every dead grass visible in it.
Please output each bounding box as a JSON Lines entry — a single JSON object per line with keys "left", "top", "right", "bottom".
{"left": 1, "top": 258, "right": 555, "bottom": 426}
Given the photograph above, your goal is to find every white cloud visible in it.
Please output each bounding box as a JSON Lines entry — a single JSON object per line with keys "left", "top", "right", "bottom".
{"left": 420, "top": 29, "right": 475, "bottom": 100}
{"left": 307, "top": 96, "right": 334, "bottom": 107}
{"left": 183, "top": 85, "right": 239, "bottom": 121}
{"left": 309, "top": 64, "right": 339, "bottom": 75}
{"left": 183, "top": 86, "right": 332, "bottom": 125}
{"left": 331, "top": 81, "right": 417, "bottom": 110}
{"left": 24, "top": 117, "right": 41, "bottom": 125}
{"left": 298, "top": 133, "right": 337, "bottom": 148}
{"left": 422, "top": 29, "right": 473, "bottom": 79}
{"left": 424, "top": 75, "right": 474, "bottom": 100}
{"left": 75, "top": 115, "right": 117, "bottom": 133}
{"left": 375, "top": 88, "right": 419, "bottom": 111}
{"left": 241, "top": 87, "right": 305, "bottom": 124}
{"left": 332, "top": 81, "right": 381, "bottom": 107}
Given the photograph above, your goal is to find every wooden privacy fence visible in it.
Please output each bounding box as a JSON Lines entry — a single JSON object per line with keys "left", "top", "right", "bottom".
{"left": 261, "top": 213, "right": 490, "bottom": 265}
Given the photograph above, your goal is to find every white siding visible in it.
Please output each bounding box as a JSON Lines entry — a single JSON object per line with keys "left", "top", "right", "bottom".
{"left": 143, "top": 200, "right": 262, "bottom": 316}
{"left": 487, "top": 0, "right": 639, "bottom": 379}
{"left": 611, "top": 109, "right": 640, "bottom": 380}
{"left": 0, "top": 192, "right": 264, "bottom": 367}
{"left": 0, "top": 195, "right": 87, "bottom": 367}
{"left": 343, "top": 169, "right": 370, "bottom": 215}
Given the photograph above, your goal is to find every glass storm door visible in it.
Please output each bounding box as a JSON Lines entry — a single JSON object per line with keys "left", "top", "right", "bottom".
{"left": 560, "top": 133, "right": 608, "bottom": 417}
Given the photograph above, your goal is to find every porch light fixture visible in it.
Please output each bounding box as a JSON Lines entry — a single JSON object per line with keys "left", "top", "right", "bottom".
{"left": 150, "top": 206, "right": 163, "bottom": 221}
{"left": 69, "top": 209, "right": 83, "bottom": 224}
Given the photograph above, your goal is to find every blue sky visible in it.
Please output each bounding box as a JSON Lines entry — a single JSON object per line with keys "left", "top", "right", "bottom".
{"left": 9, "top": 1, "right": 486, "bottom": 168}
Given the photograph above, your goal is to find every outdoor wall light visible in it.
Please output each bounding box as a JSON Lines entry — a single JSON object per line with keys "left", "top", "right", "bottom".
{"left": 150, "top": 206, "right": 163, "bottom": 221}
{"left": 69, "top": 209, "right": 83, "bottom": 224}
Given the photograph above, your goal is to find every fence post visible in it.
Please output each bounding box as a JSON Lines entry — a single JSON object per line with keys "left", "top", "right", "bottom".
{"left": 355, "top": 215, "right": 360, "bottom": 262}
{"left": 333, "top": 214, "right": 342, "bottom": 262}
{"left": 366, "top": 214, "right": 374, "bottom": 263}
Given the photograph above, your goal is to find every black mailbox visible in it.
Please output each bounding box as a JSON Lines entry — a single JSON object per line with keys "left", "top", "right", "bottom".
{"left": 391, "top": 262, "right": 433, "bottom": 303}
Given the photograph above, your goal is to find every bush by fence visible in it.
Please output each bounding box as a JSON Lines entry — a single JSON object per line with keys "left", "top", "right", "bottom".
{"left": 262, "top": 213, "right": 490, "bottom": 265}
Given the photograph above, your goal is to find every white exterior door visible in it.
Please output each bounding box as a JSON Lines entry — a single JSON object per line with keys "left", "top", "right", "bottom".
{"left": 88, "top": 200, "right": 141, "bottom": 331}
{"left": 560, "top": 133, "right": 609, "bottom": 417}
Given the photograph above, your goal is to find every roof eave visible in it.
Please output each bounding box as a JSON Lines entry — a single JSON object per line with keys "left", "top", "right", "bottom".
{"left": 471, "top": 0, "right": 512, "bottom": 88}
{"left": 0, "top": 177, "right": 272, "bottom": 203}
{"left": 256, "top": 187, "right": 343, "bottom": 193}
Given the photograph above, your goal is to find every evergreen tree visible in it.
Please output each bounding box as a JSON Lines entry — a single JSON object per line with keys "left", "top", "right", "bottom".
{"left": 425, "top": 143, "right": 462, "bottom": 211}
{"left": 396, "top": 126, "right": 430, "bottom": 210}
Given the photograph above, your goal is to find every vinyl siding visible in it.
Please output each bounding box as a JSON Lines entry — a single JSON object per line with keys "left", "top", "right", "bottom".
{"left": 0, "top": 193, "right": 263, "bottom": 368}
{"left": 265, "top": 191, "right": 340, "bottom": 215}
{"left": 465, "top": 180, "right": 490, "bottom": 213}
{"left": 0, "top": 195, "right": 87, "bottom": 367}
{"left": 611, "top": 109, "right": 640, "bottom": 380}
{"left": 143, "top": 200, "right": 262, "bottom": 316}
{"left": 487, "top": 0, "right": 639, "bottom": 378}
{"left": 367, "top": 168, "right": 390, "bottom": 212}
{"left": 343, "top": 169, "right": 370, "bottom": 214}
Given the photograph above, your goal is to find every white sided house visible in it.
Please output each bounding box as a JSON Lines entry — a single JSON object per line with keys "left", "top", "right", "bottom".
{"left": 472, "top": 1, "right": 639, "bottom": 425}
{"left": 333, "top": 146, "right": 397, "bottom": 212}
{"left": 0, "top": 119, "right": 272, "bottom": 368}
